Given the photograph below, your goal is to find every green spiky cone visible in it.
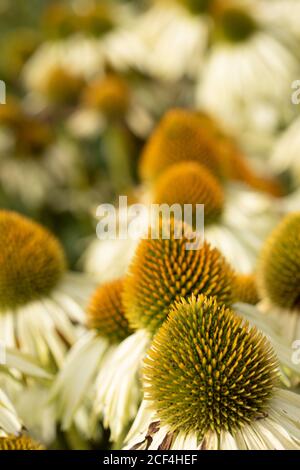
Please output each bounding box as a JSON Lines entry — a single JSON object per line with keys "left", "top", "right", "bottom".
{"left": 144, "top": 295, "right": 278, "bottom": 438}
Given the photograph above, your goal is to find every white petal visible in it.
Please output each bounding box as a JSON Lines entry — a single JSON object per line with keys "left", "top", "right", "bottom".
{"left": 50, "top": 331, "right": 109, "bottom": 429}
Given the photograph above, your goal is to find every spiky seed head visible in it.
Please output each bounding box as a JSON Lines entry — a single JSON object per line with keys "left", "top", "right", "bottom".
{"left": 139, "top": 108, "right": 224, "bottom": 182}
{"left": 144, "top": 295, "right": 278, "bottom": 438}
{"left": 123, "top": 221, "right": 235, "bottom": 334}
{"left": 0, "top": 435, "right": 44, "bottom": 450}
{"left": 82, "top": 75, "right": 130, "bottom": 119}
{"left": 0, "top": 211, "right": 66, "bottom": 312}
{"left": 87, "top": 279, "right": 133, "bottom": 343}
{"left": 234, "top": 274, "right": 260, "bottom": 305}
{"left": 258, "top": 213, "right": 300, "bottom": 310}
{"left": 40, "top": 66, "right": 85, "bottom": 104}
{"left": 153, "top": 161, "right": 224, "bottom": 225}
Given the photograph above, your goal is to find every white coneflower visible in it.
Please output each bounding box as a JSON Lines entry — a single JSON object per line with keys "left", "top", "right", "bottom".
{"left": 22, "top": 3, "right": 146, "bottom": 109}
{"left": 132, "top": 0, "right": 211, "bottom": 80}
{"left": 95, "top": 219, "right": 300, "bottom": 445}
{"left": 42, "top": 0, "right": 146, "bottom": 72}
{"left": 77, "top": 72, "right": 154, "bottom": 139}
{"left": 242, "top": 213, "right": 300, "bottom": 346}
{"left": 0, "top": 98, "right": 87, "bottom": 210}
{"left": 87, "top": 222, "right": 237, "bottom": 443}
{"left": 84, "top": 108, "right": 281, "bottom": 279}
{"left": 196, "top": 1, "right": 299, "bottom": 153}
{"left": 125, "top": 296, "right": 300, "bottom": 450}
{"left": 151, "top": 160, "right": 279, "bottom": 273}
{"left": 139, "top": 109, "right": 281, "bottom": 272}
{"left": 22, "top": 38, "right": 92, "bottom": 109}
{"left": 0, "top": 98, "right": 55, "bottom": 208}
{"left": 0, "top": 210, "right": 93, "bottom": 371}
{"left": 50, "top": 278, "right": 138, "bottom": 442}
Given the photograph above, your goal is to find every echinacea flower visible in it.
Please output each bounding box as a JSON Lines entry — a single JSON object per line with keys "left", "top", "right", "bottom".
{"left": 83, "top": 109, "right": 280, "bottom": 280}
{"left": 255, "top": 213, "right": 300, "bottom": 344}
{"left": 139, "top": 108, "right": 282, "bottom": 195}
{"left": 41, "top": 1, "right": 113, "bottom": 39}
{"left": 0, "top": 97, "right": 85, "bottom": 210}
{"left": 82, "top": 74, "right": 130, "bottom": 120}
{"left": 50, "top": 278, "right": 138, "bottom": 442}
{"left": 132, "top": 0, "right": 210, "bottom": 80}
{"left": 150, "top": 159, "right": 279, "bottom": 273}
{"left": 196, "top": 1, "right": 299, "bottom": 154}
{"left": 0, "top": 210, "right": 93, "bottom": 370}
{"left": 126, "top": 296, "right": 300, "bottom": 450}
{"left": 232, "top": 213, "right": 300, "bottom": 384}
{"left": 139, "top": 109, "right": 225, "bottom": 182}
{"left": 124, "top": 224, "right": 235, "bottom": 334}
{"left": 153, "top": 161, "right": 224, "bottom": 226}
{"left": 23, "top": 2, "right": 145, "bottom": 107}
{"left": 84, "top": 222, "right": 236, "bottom": 442}
{"left": 22, "top": 36, "right": 102, "bottom": 112}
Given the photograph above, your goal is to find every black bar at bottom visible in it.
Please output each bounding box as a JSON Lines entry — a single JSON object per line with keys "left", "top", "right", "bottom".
{"left": 0, "top": 450, "right": 299, "bottom": 468}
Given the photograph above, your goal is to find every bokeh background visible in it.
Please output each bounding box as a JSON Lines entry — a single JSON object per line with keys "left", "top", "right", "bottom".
{"left": 1, "top": 0, "right": 298, "bottom": 271}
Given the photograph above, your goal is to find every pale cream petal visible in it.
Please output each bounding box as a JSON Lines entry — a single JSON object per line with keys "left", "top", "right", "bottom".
{"left": 124, "top": 399, "right": 156, "bottom": 448}
{"left": 50, "top": 332, "right": 109, "bottom": 429}
{"left": 41, "top": 297, "right": 80, "bottom": 345}
{"left": 94, "top": 330, "right": 150, "bottom": 441}
{"left": 0, "top": 389, "right": 22, "bottom": 436}
{"left": 5, "top": 348, "right": 52, "bottom": 380}
{"left": 171, "top": 431, "right": 199, "bottom": 450}
{"left": 206, "top": 224, "right": 255, "bottom": 274}
{"left": 257, "top": 418, "right": 300, "bottom": 449}
{"left": 0, "top": 312, "right": 16, "bottom": 349}
{"left": 148, "top": 426, "right": 170, "bottom": 450}
{"left": 233, "top": 302, "right": 300, "bottom": 377}
{"left": 219, "top": 430, "right": 239, "bottom": 450}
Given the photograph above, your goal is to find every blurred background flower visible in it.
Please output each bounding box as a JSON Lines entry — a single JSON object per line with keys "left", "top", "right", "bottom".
{"left": 0, "top": 0, "right": 300, "bottom": 451}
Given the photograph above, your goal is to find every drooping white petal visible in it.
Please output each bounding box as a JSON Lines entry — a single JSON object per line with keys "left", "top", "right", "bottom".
{"left": 50, "top": 331, "right": 109, "bottom": 429}
{"left": 0, "top": 389, "right": 22, "bottom": 436}
{"left": 94, "top": 330, "right": 150, "bottom": 441}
